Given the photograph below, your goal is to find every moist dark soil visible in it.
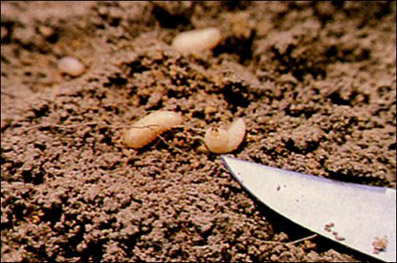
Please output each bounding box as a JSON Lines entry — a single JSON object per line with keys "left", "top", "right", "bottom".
{"left": 1, "top": 1, "right": 395, "bottom": 262}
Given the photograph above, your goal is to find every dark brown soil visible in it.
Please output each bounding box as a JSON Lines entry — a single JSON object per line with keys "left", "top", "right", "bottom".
{"left": 1, "top": 1, "right": 395, "bottom": 262}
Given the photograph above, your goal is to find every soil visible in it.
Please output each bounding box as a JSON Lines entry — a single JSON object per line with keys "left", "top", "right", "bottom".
{"left": 1, "top": 1, "right": 395, "bottom": 262}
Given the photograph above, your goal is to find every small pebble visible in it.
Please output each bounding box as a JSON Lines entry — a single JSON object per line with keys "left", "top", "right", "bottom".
{"left": 58, "top": 56, "right": 86, "bottom": 77}
{"left": 172, "top": 27, "right": 221, "bottom": 54}
{"left": 1, "top": 26, "right": 8, "bottom": 40}
{"left": 38, "top": 26, "right": 55, "bottom": 38}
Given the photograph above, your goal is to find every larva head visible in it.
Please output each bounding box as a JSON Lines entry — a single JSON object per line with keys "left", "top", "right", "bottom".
{"left": 204, "top": 127, "right": 230, "bottom": 154}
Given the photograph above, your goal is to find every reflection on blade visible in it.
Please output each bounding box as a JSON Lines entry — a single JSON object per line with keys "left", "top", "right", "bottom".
{"left": 221, "top": 155, "right": 396, "bottom": 262}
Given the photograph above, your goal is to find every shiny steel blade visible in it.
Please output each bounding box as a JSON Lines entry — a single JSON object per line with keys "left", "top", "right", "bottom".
{"left": 221, "top": 155, "right": 396, "bottom": 262}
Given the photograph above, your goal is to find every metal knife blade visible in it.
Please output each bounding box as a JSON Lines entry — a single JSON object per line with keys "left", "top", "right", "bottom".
{"left": 221, "top": 155, "right": 396, "bottom": 262}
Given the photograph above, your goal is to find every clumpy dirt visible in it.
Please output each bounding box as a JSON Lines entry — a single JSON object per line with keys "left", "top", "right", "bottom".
{"left": 1, "top": 1, "right": 395, "bottom": 262}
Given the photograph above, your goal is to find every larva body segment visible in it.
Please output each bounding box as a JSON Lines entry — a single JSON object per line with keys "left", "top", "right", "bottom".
{"left": 172, "top": 27, "right": 221, "bottom": 54}
{"left": 204, "top": 118, "right": 246, "bottom": 154}
{"left": 224, "top": 118, "right": 246, "bottom": 152}
{"left": 123, "top": 111, "right": 183, "bottom": 149}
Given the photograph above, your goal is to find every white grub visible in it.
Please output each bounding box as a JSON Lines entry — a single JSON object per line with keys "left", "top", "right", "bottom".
{"left": 204, "top": 118, "right": 246, "bottom": 154}
{"left": 203, "top": 128, "right": 229, "bottom": 153}
{"left": 172, "top": 27, "right": 221, "bottom": 54}
{"left": 58, "top": 56, "right": 86, "bottom": 77}
{"left": 123, "top": 111, "right": 183, "bottom": 149}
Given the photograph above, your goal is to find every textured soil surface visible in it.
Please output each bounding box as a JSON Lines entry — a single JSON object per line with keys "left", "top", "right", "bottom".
{"left": 1, "top": 1, "right": 396, "bottom": 262}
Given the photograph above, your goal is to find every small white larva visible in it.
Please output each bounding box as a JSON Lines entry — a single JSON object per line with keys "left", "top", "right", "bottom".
{"left": 58, "top": 56, "right": 86, "bottom": 77}
{"left": 204, "top": 118, "right": 246, "bottom": 154}
{"left": 203, "top": 128, "right": 229, "bottom": 153}
{"left": 172, "top": 27, "right": 221, "bottom": 54}
{"left": 123, "top": 111, "right": 183, "bottom": 149}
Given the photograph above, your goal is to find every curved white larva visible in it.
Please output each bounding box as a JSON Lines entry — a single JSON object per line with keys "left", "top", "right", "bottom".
{"left": 172, "top": 27, "right": 221, "bottom": 54}
{"left": 58, "top": 56, "right": 86, "bottom": 77}
{"left": 123, "top": 111, "right": 183, "bottom": 149}
{"left": 204, "top": 127, "right": 229, "bottom": 154}
{"left": 204, "top": 118, "right": 246, "bottom": 154}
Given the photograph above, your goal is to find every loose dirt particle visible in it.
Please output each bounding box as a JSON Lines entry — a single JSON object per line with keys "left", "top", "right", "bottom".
{"left": 324, "top": 222, "right": 335, "bottom": 232}
{"left": 1, "top": 26, "right": 8, "bottom": 40}
{"left": 335, "top": 235, "right": 345, "bottom": 241}
{"left": 38, "top": 26, "right": 54, "bottom": 38}
{"left": 372, "top": 236, "right": 388, "bottom": 254}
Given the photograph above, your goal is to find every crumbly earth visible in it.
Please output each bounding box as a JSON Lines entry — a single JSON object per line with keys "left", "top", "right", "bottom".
{"left": 1, "top": 1, "right": 395, "bottom": 262}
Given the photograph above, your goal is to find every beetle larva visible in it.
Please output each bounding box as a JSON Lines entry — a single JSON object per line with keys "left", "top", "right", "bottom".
{"left": 123, "top": 111, "right": 183, "bottom": 149}
{"left": 204, "top": 118, "right": 246, "bottom": 154}
{"left": 172, "top": 27, "right": 221, "bottom": 54}
{"left": 58, "top": 56, "right": 86, "bottom": 77}
{"left": 203, "top": 127, "right": 229, "bottom": 154}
